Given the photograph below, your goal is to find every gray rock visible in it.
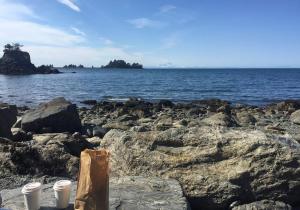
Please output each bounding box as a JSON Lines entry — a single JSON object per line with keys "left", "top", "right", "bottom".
{"left": 202, "top": 112, "right": 237, "bottom": 127}
{"left": 1, "top": 176, "right": 189, "bottom": 210}
{"left": 232, "top": 200, "right": 292, "bottom": 210}
{"left": 290, "top": 110, "right": 300, "bottom": 125}
{"left": 0, "top": 133, "right": 92, "bottom": 179}
{"left": 102, "top": 128, "right": 300, "bottom": 210}
{"left": 236, "top": 111, "right": 257, "bottom": 126}
{"left": 92, "top": 126, "right": 108, "bottom": 138}
{"left": 0, "top": 103, "right": 17, "bottom": 139}
{"left": 21, "top": 98, "right": 82, "bottom": 133}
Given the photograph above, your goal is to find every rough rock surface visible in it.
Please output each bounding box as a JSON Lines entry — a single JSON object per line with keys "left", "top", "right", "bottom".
{"left": 102, "top": 128, "right": 300, "bottom": 210}
{"left": 0, "top": 103, "right": 17, "bottom": 139}
{"left": 1, "top": 176, "right": 189, "bottom": 210}
{"left": 0, "top": 133, "right": 92, "bottom": 185}
{"left": 290, "top": 110, "right": 300, "bottom": 125}
{"left": 232, "top": 200, "right": 292, "bottom": 210}
{"left": 21, "top": 98, "right": 82, "bottom": 133}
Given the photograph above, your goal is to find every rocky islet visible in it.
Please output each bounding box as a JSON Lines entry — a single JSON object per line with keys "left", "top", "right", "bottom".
{"left": 0, "top": 44, "right": 60, "bottom": 75}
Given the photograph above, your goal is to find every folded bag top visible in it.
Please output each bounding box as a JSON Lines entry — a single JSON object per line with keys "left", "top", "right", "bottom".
{"left": 75, "top": 149, "right": 110, "bottom": 210}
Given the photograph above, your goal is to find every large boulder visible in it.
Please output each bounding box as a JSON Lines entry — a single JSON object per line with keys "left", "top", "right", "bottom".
{"left": 0, "top": 103, "right": 17, "bottom": 139}
{"left": 102, "top": 127, "right": 300, "bottom": 210}
{"left": 21, "top": 98, "right": 82, "bottom": 133}
{"left": 290, "top": 110, "right": 300, "bottom": 125}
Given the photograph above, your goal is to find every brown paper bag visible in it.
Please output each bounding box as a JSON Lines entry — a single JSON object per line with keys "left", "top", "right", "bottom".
{"left": 74, "top": 149, "right": 110, "bottom": 210}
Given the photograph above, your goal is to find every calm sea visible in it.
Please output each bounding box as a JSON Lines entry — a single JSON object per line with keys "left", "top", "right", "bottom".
{"left": 0, "top": 68, "right": 300, "bottom": 107}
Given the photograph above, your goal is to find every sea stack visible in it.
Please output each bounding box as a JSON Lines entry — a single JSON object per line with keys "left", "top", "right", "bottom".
{"left": 0, "top": 43, "right": 60, "bottom": 75}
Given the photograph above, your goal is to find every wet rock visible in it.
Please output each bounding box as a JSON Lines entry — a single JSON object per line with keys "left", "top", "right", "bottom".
{"left": 290, "top": 110, "right": 300, "bottom": 125}
{"left": 92, "top": 126, "right": 108, "bottom": 138}
{"left": 0, "top": 103, "right": 17, "bottom": 139}
{"left": 102, "top": 128, "right": 300, "bottom": 210}
{"left": 232, "top": 200, "right": 292, "bottom": 210}
{"left": 1, "top": 176, "right": 189, "bottom": 210}
{"left": 21, "top": 97, "right": 82, "bottom": 133}
{"left": 158, "top": 99, "right": 174, "bottom": 108}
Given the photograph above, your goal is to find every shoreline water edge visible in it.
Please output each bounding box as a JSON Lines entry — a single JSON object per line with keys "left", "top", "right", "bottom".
{"left": 1, "top": 97, "right": 300, "bottom": 209}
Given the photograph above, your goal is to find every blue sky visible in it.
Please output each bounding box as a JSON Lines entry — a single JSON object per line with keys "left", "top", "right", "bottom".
{"left": 0, "top": 0, "right": 300, "bottom": 67}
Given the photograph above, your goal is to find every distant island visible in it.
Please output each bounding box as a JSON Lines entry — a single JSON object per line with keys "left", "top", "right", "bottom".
{"left": 0, "top": 43, "right": 60, "bottom": 75}
{"left": 101, "top": 60, "right": 143, "bottom": 69}
{"left": 63, "top": 64, "right": 85, "bottom": 68}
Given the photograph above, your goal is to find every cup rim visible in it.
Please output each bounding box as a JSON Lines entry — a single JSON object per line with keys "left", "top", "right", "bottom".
{"left": 53, "top": 180, "right": 72, "bottom": 191}
{"left": 21, "top": 182, "right": 42, "bottom": 194}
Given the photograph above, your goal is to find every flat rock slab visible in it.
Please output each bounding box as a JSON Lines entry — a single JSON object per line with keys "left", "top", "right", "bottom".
{"left": 1, "top": 176, "right": 189, "bottom": 210}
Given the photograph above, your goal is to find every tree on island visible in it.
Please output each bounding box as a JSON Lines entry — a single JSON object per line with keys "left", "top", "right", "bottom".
{"left": 101, "top": 59, "right": 143, "bottom": 69}
{"left": 63, "top": 64, "right": 85, "bottom": 68}
{"left": 3, "top": 43, "right": 24, "bottom": 53}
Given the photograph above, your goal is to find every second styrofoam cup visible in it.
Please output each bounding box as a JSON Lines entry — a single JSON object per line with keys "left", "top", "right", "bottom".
{"left": 53, "top": 180, "right": 72, "bottom": 209}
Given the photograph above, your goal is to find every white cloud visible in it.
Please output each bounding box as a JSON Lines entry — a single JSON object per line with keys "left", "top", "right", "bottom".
{"left": 0, "top": 0, "right": 171, "bottom": 67}
{"left": 24, "top": 45, "right": 148, "bottom": 67}
{"left": 0, "top": 19, "right": 85, "bottom": 46}
{"left": 0, "top": 0, "right": 38, "bottom": 19}
{"left": 57, "top": 0, "right": 80, "bottom": 12}
{"left": 160, "top": 5, "right": 176, "bottom": 13}
{"left": 71, "top": 27, "right": 86, "bottom": 36}
{"left": 127, "top": 18, "right": 163, "bottom": 29}
{"left": 0, "top": 0, "right": 85, "bottom": 47}
{"left": 99, "top": 37, "right": 114, "bottom": 45}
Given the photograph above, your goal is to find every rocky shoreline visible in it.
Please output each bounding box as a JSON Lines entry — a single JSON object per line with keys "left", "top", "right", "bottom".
{"left": 1, "top": 97, "right": 300, "bottom": 209}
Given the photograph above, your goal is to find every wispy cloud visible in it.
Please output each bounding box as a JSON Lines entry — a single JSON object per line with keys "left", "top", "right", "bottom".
{"left": 0, "top": 0, "right": 38, "bottom": 19}
{"left": 127, "top": 18, "right": 164, "bottom": 29}
{"left": 160, "top": 5, "right": 176, "bottom": 13}
{"left": 71, "top": 27, "right": 86, "bottom": 36}
{"left": 0, "top": 20, "right": 85, "bottom": 46}
{"left": 99, "top": 37, "right": 114, "bottom": 45}
{"left": 0, "top": 0, "right": 84, "bottom": 47}
{"left": 0, "top": 0, "right": 170, "bottom": 67}
{"left": 57, "top": 0, "right": 80, "bottom": 12}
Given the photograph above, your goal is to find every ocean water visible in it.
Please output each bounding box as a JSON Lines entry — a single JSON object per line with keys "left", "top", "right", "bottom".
{"left": 0, "top": 68, "right": 300, "bottom": 107}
